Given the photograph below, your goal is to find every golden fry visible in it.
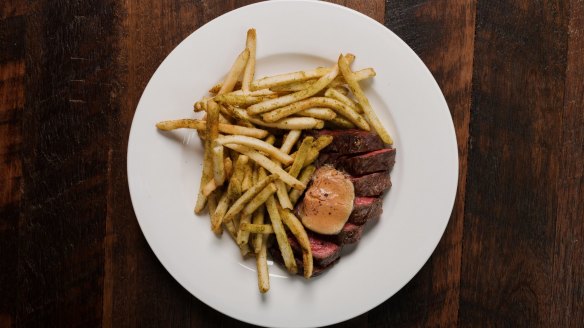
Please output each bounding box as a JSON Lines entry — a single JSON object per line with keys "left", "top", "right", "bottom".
{"left": 289, "top": 165, "right": 316, "bottom": 206}
{"left": 155, "top": 119, "right": 268, "bottom": 139}
{"left": 217, "top": 48, "right": 250, "bottom": 95}
{"left": 278, "top": 207, "right": 312, "bottom": 278}
{"left": 296, "top": 107, "right": 337, "bottom": 120}
{"left": 242, "top": 28, "right": 256, "bottom": 93}
{"left": 223, "top": 175, "right": 277, "bottom": 222}
{"left": 256, "top": 234, "right": 270, "bottom": 293}
{"left": 338, "top": 54, "right": 392, "bottom": 144}
{"left": 266, "top": 195, "right": 297, "bottom": 274}
{"left": 217, "top": 135, "right": 293, "bottom": 165}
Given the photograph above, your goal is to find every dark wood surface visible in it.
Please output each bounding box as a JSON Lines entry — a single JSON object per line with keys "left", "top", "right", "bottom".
{"left": 0, "top": 0, "right": 582, "bottom": 327}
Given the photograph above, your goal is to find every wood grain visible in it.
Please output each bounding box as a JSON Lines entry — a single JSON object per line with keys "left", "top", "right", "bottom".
{"left": 1, "top": 1, "right": 583, "bottom": 327}
{"left": 0, "top": 14, "right": 25, "bottom": 328}
{"left": 377, "top": 1, "right": 476, "bottom": 326}
{"left": 460, "top": 0, "right": 579, "bottom": 326}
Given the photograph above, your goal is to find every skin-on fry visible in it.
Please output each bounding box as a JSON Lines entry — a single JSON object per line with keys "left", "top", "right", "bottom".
{"left": 326, "top": 116, "right": 356, "bottom": 129}
{"left": 242, "top": 28, "right": 256, "bottom": 93}
{"left": 278, "top": 207, "right": 313, "bottom": 278}
{"left": 241, "top": 183, "right": 277, "bottom": 217}
{"left": 279, "top": 130, "right": 302, "bottom": 155}
{"left": 217, "top": 48, "right": 250, "bottom": 95}
{"left": 217, "top": 135, "right": 294, "bottom": 165}
{"left": 212, "top": 144, "right": 225, "bottom": 186}
{"left": 203, "top": 156, "right": 233, "bottom": 196}
{"left": 266, "top": 195, "right": 297, "bottom": 274}
{"left": 339, "top": 54, "right": 393, "bottom": 144}
{"left": 269, "top": 67, "right": 376, "bottom": 92}
{"left": 194, "top": 100, "right": 219, "bottom": 213}
{"left": 256, "top": 234, "right": 270, "bottom": 293}
{"left": 303, "top": 135, "right": 333, "bottom": 168}
{"left": 289, "top": 165, "right": 316, "bottom": 206}
{"left": 240, "top": 222, "right": 274, "bottom": 234}
{"left": 296, "top": 107, "right": 337, "bottom": 120}
{"left": 287, "top": 136, "right": 314, "bottom": 180}
{"left": 325, "top": 87, "right": 363, "bottom": 114}
{"left": 247, "top": 64, "right": 339, "bottom": 115}
{"left": 223, "top": 144, "right": 306, "bottom": 190}
{"left": 236, "top": 213, "right": 252, "bottom": 245}
{"left": 211, "top": 155, "right": 248, "bottom": 233}
{"left": 223, "top": 175, "right": 277, "bottom": 222}
{"left": 262, "top": 97, "right": 369, "bottom": 131}
{"left": 249, "top": 116, "right": 324, "bottom": 130}
{"left": 241, "top": 160, "right": 253, "bottom": 192}
{"left": 214, "top": 93, "right": 276, "bottom": 107}
{"left": 156, "top": 119, "right": 268, "bottom": 139}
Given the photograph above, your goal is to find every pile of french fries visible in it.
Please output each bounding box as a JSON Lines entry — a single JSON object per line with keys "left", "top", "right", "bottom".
{"left": 156, "top": 28, "right": 392, "bottom": 293}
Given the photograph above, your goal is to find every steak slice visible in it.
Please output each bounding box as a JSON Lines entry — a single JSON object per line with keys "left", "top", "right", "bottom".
{"left": 350, "top": 171, "right": 392, "bottom": 196}
{"left": 269, "top": 244, "right": 340, "bottom": 277}
{"left": 308, "top": 129, "right": 387, "bottom": 154}
{"left": 287, "top": 232, "right": 342, "bottom": 267}
{"left": 340, "top": 148, "right": 396, "bottom": 175}
{"left": 336, "top": 222, "right": 364, "bottom": 244}
{"left": 349, "top": 197, "right": 383, "bottom": 225}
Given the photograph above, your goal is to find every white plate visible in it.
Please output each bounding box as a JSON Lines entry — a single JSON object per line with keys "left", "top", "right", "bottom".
{"left": 127, "top": 1, "right": 458, "bottom": 327}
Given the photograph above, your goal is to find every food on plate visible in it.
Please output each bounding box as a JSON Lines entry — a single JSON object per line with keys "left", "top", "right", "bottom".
{"left": 297, "top": 166, "right": 355, "bottom": 235}
{"left": 155, "top": 28, "right": 394, "bottom": 292}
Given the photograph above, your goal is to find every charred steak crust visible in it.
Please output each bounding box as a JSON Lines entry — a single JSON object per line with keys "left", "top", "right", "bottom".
{"left": 350, "top": 171, "right": 392, "bottom": 196}
{"left": 336, "top": 223, "right": 364, "bottom": 244}
{"left": 269, "top": 243, "right": 340, "bottom": 277}
{"left": 349, "top": 197, "right": 383, "bottom": 225}
{"left": 340, "top": 148, "right": 396, "bottom": 175}
{"left": 307, "top": 129, "right": 387, "bottom": 154}
{"left": 287, "top": 232, "right": 342, "bottom": 267}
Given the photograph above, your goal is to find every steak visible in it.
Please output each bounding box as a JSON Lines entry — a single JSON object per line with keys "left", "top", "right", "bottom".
{"left": 308, "top": 129, "right": 387, "bottom": 154}
{"left": 349, "top": 197, "right": 383, "bottom": 225}
{"left": 287, "top": 232, "right": 342, "bottom": 267}
{"left": 336, "top": 222, "right": 364, "bottom": 244}
{"left": 340, "top": 148, "right": 396, "bottom": 175}
{"left": 269, "top": 242, "right": 341, "bottom": 277}
{"left": 350, "top": 171, "right": 392, "bottom": 196}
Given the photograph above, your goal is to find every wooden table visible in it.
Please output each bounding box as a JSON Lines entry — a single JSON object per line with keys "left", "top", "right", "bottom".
{"left": 1, "top": 0, "right": 582, "bottom": 327}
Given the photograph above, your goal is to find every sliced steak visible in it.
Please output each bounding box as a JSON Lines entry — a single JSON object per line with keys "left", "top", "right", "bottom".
{"left": 349, "top": 197, "right": 383, "bottom": 225}
{"left": 350, "top": 171, "right": 392, "bottom": 196}
{"left": 340, "top": 148, "right": 396, "bottom": 175}
{"left": 336, "top": 222, "right": 364, "bottom": 244}
{"left": 287, "top": 232, "right": 342, "bottom": 267}
{"left": 308, "top": 129, "right": 387, "bottom": 154}
{"left": 269, "top": 243, "right": 340, "bottom": 277}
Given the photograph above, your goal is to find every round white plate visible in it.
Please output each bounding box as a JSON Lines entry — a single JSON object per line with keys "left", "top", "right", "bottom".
{"left": 127, "top": 1, "right": 458, "bottom": 327}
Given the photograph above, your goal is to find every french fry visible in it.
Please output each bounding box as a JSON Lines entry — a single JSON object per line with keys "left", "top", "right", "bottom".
{"left": 223, "top": 175, "right": 277, "bottom": 222}
{"left": 292, "top": 135, "right": 333, "bottom": 168}
{"left": 214, "top": 93, "right": 276, "bottom": 107}
{"left": 296, "top": 107, "right": 337, "bottom": 120}
{"left": 211, "top": 155, "right": 248, "bottom": 233}
{"left": 326, "top": 116, "right": 356, "bottom": 129}
{"left": 247, "top": 64, "right": 339, "bottom": 115}
{"left": 212, "top": 144, "right": 225, "bottom": 186}
{"left": 338, "top": 54, "right": 393, "bottom": 144}
{"left": 287, "top": 136, "right": 313, "bottom": 180}
{"left": 251, "top": 67, "right": 330, "bottom": 91}
{"left": 325, "top": 87, "right": 363, "bottom": 114}
{"left": 278, "top": 207, "right": 313, "bottom": 278}
{"left": 266, "top": 195, "right": 297, "bottom": 274}
{"left": 240, "top": 222, "right": 274, "bottom": 234}
{"left": 279, "top": 130, "right": 302, "bottom": 155}
{"left": 217, "top": 135, "right": 293, "bottom": 165}
{"left": 242, "top": 28, "right": 256, "bottom": 93}
{"left": 269, "top": 67, "right": 375, "bottom": 92}
{"left": 203, "top": 157, "right": 232, "bottom": 196}
{"left": 194, "top": 100, "right": 219, "bottom": 213}
{"left": 217, "top": 48, "right": 250, "bottom": 95}
{"left": 256, "top": 234, "right": 270, "bottom": 293}
{"left": 222, "top": 143, "right": 305, "bottom": 190}
{"left": 156, "top": 119, "right": 268, "bottom": 139}
{"left": 262, "top": 97, "right": 369, "bottom": 131}
{"left": 251, "top": 207, "right": 266, "bottom": 253}
{"left": 241, "top": 160, "right": 253, "bottom": 192}
{"left": 250, "top": 116, "right": 324, "bottom": 130}
{"left": 289, "top": 165, "right": 316, "bottom": 206}
{"left": 236, "top": 213, "right": 252, "bottom": 245}
{"left": 241, "top": 183, "right": 277, "bottom": 217}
